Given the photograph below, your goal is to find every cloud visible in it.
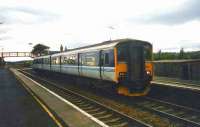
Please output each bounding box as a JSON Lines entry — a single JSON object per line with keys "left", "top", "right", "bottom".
{"left": 0, "top": 6, "right": 60, "bottom": 24}
{"left": 178, "top": 40, "right": 200, "bottom": 50}
{"left": 0, "top": 36, "right": 11, "bottom": 41}
{"left": 0, "top": 15, "right": 5, "bottom": 24}
{"left": 132, "top": 0, "right": 200, "bottom": 25}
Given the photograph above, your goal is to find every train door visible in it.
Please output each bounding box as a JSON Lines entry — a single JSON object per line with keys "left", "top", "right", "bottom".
{"left": 78, "top": 53, "right": 83, "bottom": 76}
{"left": 100, "top": 50, "right": 114, "bottom": 81}
{"left": 59, "top": 56, "right": 62, "bottom": 73}
{"left": 127, "top": 45, "right": 145, "bottom": 81}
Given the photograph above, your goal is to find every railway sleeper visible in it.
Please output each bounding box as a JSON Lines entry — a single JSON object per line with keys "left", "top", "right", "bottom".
{"left": 78, "top": 103, "right": 92, "bottom": 108}
{"left": 152, "top": 105, "right": 166, "bottom": 110}
{"left": 72, "top": 100, "right": 85, "bottom": 104}
{"left": 103, "top": 117, "right": 122, "bottom": 123}
{"left": 111, "top": 122, "right": 129, "bottom": 127}
{"left": 145, "top": 103, "right": 158, "bottom": 108}
{"left": 81, "top": 105, "right": 95, "bottom": 110}
{"left": 158, "top": 108, "right": 174, "bottom": 112}
{"left": 96, "top": 114, "right": 113, "bottom": 120}
{"left": 105, "top": 120, "right": 128, "bottom": 127}
{"left": 173, "top": 111, "right": 186, "bottom": 116}
{"left": 92, "top": 111, "right": 109, "bottom": 117}
{"left": 74, "top": 100, "right": 88, "bottom": 105}
{"left": 86, "top": 108, "right": 102, "bottom": 113}
{"left": 185, "top": 115, "right": 200, "bottom": 123}
{"left": 66, "top": 96, "right": 81, "bottom": 101}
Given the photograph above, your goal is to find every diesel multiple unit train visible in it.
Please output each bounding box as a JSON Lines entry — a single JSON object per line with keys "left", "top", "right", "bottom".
{"left": 33, "top": 39, "right": 153, "bottom": 96}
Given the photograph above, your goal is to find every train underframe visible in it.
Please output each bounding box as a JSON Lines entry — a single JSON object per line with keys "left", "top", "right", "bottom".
{"left": 33, "top": 68, "right": 151, "bottom": 96}
{"left": 117, "top": 80, "right": 151, "bottom": 96}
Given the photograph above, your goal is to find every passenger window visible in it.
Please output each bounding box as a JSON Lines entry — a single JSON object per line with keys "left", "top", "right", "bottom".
{"left": 62, "top": 54, "right": 77, "bottom": 65}
{"left": 80, "top": 52, "right": 98, "bottom": 66}
{"left": 55, "top": 57, "right": 60, "bottom": 64}
{"left": 51, "top": 58, "right": 57, "bottom": 65}
{"left": 86, "top": 56, "right": 96, "bottom": 66}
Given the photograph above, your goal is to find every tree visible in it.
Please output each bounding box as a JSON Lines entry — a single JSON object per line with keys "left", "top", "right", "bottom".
{"left": 64, "top": 46, "right": 67, "bottom": 51}
{"left": 31, "top": 44, "right": 50, "bottom": 56}
{"left": 60, "top": 44, "right": 63, "bottom": 52}
{"left": 179, "top": 48, "right": 185, "bottom": 59}
{"left": 158, "top": 49, "right": 162, "bottom": 60}
{"left": 0, "top": 57, "right": 5, "bottom": 66}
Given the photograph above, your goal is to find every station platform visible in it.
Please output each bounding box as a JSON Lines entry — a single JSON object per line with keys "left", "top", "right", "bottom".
{"left": 152, "top": 76, "right": 200, "bottom": 91}
{"left": 11, "top": 68, "right": 105, "bottom": 127}
{"left": 149, "top": 76, "right": 200, "bottom": 110}
{"left": 0, "top": 68, "right": 59, "bottom": 127}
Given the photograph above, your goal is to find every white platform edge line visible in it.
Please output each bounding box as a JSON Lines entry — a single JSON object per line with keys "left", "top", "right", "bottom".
{"left": 16, "top": 70, "right": 110, "bottom": 127}
{"left": 152, "top": 81, "right": 200, "bottom": 91}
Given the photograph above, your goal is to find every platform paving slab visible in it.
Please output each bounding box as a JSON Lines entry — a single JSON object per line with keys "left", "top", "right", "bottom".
{"left": 0, "top": 68, "right": 59, "bottom": 127}
{"left": 11, "top": 68, "right": 105, "bottom": 127}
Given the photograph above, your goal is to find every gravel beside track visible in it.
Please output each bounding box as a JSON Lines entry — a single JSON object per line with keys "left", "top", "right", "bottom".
{"left": 20, "top": 69, "right": 153, "bottom": 127}
{"left": 21, "top": 69, "right": 200, "bottom": 127}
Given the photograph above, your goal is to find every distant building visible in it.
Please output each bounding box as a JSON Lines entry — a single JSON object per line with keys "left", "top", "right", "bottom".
{"left": 48, "top": 51, "right": 60, "bottom": 55}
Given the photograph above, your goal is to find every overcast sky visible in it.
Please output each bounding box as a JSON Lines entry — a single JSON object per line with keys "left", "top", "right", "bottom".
{"left": 1, "top": 0, "right": 200, "bottom": 56}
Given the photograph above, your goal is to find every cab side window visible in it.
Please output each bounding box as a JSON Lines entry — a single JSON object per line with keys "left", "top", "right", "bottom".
{"left": 117, "top": 45, "right": 127, "bottom": 62}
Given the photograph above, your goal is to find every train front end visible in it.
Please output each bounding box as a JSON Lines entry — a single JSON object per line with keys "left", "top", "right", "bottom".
{"left": 114, "top": 40, "right": 153, "bottom": 96}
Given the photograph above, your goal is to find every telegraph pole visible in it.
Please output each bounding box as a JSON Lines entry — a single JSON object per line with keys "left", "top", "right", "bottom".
{"left": 0, "top": 46, "right": 4, "bottom": 66}
{"left": 107, "top": 26, "right": 115, "bottom": 41}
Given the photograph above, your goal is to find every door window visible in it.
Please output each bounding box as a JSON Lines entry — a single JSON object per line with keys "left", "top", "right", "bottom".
{"left": 101, "top": 49, "right": 114, "bottom": 67}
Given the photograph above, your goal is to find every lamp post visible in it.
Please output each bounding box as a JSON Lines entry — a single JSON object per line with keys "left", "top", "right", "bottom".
{"left": 28, "top": 43, "right": 33, "bottom": 57}
{"left": 0, "top": 46, "right": 4, "bottom": 65}
{"left": 0, "top": 46, "right": 3, "bottom": 58}
{"left": 1, "top": 48, "right": 3, "bottom": 57}
{"left": 28, "top": 43, "right": 33, "bottom": 49}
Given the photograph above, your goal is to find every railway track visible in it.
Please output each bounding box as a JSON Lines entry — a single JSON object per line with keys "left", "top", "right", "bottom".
{"left": 19, "top": 70, "right": 152, "bottom": 127}
{"left": 132, "top": 96, "right": 200, "bottom": 127}
{"left": 20, "top": 69, "right": 200, "bottom": 127}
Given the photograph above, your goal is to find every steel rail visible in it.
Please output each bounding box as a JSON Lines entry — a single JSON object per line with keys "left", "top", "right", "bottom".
{"left": 20, "top": 70, "right": 152, "bottom": 127}
{"left": 132, "top": 96, "right": 200, "bottom": 127}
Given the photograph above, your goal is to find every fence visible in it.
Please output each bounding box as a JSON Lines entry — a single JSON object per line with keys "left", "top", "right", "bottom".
{"left": 153, "top": 60, "right": 200, "bottom": 81}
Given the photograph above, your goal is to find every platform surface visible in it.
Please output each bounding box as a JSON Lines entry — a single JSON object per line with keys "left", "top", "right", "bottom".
{"left": 0, "top": 68, "right": 58, "bottom": 127}
{"left": 153, "top": 76, "right": 200, "bottom": 91}
{"left": 11, "top": 68, "right": 105, "bottom": 127}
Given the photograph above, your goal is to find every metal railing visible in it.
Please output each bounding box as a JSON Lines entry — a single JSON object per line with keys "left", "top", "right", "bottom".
{"left": 0, "top": 52, "right": 34, "bottom": 58}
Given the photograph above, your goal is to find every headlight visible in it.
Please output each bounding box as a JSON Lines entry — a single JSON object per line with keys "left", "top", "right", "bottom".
{"left": 146, "top": 71, "right": 151, "bottom": 75}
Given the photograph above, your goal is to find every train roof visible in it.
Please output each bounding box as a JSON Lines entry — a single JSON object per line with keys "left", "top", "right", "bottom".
{"left": 53, "top": 38, "right": 151, "bottom": 57}
{"left": 66, "top": 38, "right": 151, "bottom": 52}
{"left": 35, "top": 38, "right": 151, "bottom": 58}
